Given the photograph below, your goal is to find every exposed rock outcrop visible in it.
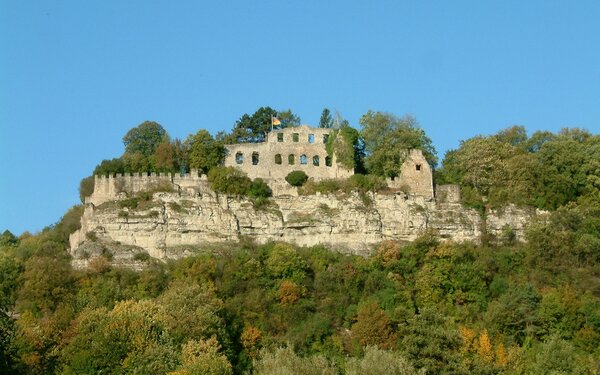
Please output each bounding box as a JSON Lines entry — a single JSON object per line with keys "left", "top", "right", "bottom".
{"left": 69, "top": 187, "right": 542, "bottom": 269}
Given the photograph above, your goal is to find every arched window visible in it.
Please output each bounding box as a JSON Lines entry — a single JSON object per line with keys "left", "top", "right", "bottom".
{"left": 313, "top": 155, "right": 320, "bottom": 166}
{"left": 274, "top": 154, "right": 282, "bottom": 165}
{"left": 288, "top": 154, "right": 295, "bottom": 165}
{"left": 252, "top": 152, "right": 259, "bottom": 165}
{"left": 235, "top": 152, "right": 244, "bottom": 164}
{"left": 325, "top": 156, "right": 332, "bottom": 167}
{"left": 323, "top": 134, "right": 329, "bottom": 143}
{"left": 300, "top": 154, "right": 307, "bottom": 165}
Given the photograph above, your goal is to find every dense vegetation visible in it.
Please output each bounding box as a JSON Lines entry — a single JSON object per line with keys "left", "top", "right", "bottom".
{"left": 436, "top": 126, "right": 600, "bottom": 211}
{"left": 3, "top": 114, "right": 599, "bottom": 373}
{"left": 1, "top": 196, "right": 599, "bottom": 374}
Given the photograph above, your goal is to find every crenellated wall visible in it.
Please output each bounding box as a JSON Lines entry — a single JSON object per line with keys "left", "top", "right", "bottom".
{"left": 88, "top": 169, "right": 212, "bottom": 206}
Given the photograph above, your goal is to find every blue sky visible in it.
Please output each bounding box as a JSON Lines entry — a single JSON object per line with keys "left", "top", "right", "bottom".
{"left": 1, "top": 0, "right": 599, "bottom": 235}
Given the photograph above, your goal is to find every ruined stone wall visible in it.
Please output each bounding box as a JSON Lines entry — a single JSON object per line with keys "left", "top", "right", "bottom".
{"left": 88, "top": 169, "right": 211, "bottom": 206}
{"left": 386, "top": 150, "right": 434, "bottom": 199}
{"left": 224, "top": 125, "right": 353, "bottom": 180}
{"left": 435, "top": 184, "right": 461, "bottom": 204}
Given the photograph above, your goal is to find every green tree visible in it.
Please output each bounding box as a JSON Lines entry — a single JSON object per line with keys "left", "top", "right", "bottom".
{"left": 319, "top": 108, "right": 333, "bottom": 128}
{"left": 122, "top": 121, "right": 168, "bottom": 157}
{"left": 61, "top": 300, "right": 176, "bottom": 374}
{"left": 78, "top": 176, "right": 94, "bottom": 203}
{"left": 152, "top": 139, "right": 177, "bottom": 172}
{"left": 253, "top": 347, "right": 337, "bottom": 375}
{"left": 16, "top": 256, "right": 74, "bottom": 315}
{"left": 187, "top": 130, "right": 226, "bottom": 173}
{"left": 360, "top": 111, "right": 437, "bottom": 177}
{"left": 345, "top": 346, "right": 422, "bottom": 375}
{"left": 229, "top": 107, "right": 278, "bottom": 143}
{"left": 172, "top": 337, "right": 233, "bottom": 375}
{"left": 277, "top": 109, "right": 301, "bottom": 128}
{"left": 207, "top": 167, "right": 252, "bottom": 196}
{"left": 93, "top": 158, "right": 125, "bottom": 176}
{"left": 326, "top": 123, "right": 364, "bottom": 172}
{"left": 0, "top": 230, "right": 18, "bottom": 247}
{"left": 398, "top": 307, "right": 464, "bottom": 373}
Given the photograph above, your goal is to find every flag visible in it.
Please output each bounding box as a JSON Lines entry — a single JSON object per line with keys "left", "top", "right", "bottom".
{"left": 272, "top": 116, "right": 281, "bottom": 126}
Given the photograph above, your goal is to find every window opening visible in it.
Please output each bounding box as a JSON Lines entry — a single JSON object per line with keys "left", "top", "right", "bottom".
{"left": 277, "top": 133, "right": 284, "bottom": 142}
{"left": 274, "top": 154, "right": 282, "bottom": 165}
{"left": 252, "top": 152, "right": 259, "bottom": 165}
{"left": 313, "top": 155, "right": 320, "bottom": 166}
{"left": 293, "top": 133, "right": 299, "bottom": 142}
{"left": 300, "top": 154, "right": 307, "bottom": 165}
{"left": 308, "top": 134, "right": 315, "bottom": 143}
{"left": 323, "top": 134, "right": 329, "bottom": 143}
{"left": 416, "top": 164, "right": 422, "bottom": 171}
{"left": 235, "top": 152, "right": 244, "bottom": 164}
{"left": 288, "top": 154, "right": 295, "bottom": 165}
{"left": 325, "top": 156, "right": 332, "bottom": 167}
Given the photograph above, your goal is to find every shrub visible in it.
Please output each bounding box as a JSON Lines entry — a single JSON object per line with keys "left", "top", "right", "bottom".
{"left": 207, "top": 167, "right": 252, "bottom": 196}
{"left": 248, "top": 178, "right": 272, "bottom": 199}
{"left": 133, "top": 252, "right": 151, "bottom": 262}
{"left": 350, "top": 174, "right": 386, "bottom": 192}
{"left": 285, "top": 171, "right": 309, "bottom": 187}
{"left": 119, "top": 198, "right": 138, "bottom": 209}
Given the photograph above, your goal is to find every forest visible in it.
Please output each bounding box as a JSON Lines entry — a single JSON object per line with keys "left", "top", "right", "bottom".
{"left": 1, "top": 109, "right": 599, "bottom": 374}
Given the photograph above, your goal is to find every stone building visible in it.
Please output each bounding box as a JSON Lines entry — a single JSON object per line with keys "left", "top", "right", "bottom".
{"left": 224, "top": 125, "right": 434, "bottom": 198}
{"left": 224, "top": 125, "right": 354, "bottom": 180}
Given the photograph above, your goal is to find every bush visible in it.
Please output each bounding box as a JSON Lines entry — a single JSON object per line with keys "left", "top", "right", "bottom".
{"left": 248, "top": 178, "right": 272, "bottom": 199}
{"left": 285, "top": 171, "right": 309, "bottom": 187}
{"left": 119, "top": 198, "right": 139, "bottom": 209}
{"left": 208, "top": 167, "right": 252, "bottom": 196}
{"left": 79, "top": 176, "right": 95, "bottom": 203}
{"left": 350, "top": 174, "right": 386, "bottom": 192}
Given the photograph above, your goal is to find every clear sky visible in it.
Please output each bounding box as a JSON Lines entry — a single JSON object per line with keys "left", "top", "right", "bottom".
{"left": 1, "top": 0, "right": 599, "bottom": 235}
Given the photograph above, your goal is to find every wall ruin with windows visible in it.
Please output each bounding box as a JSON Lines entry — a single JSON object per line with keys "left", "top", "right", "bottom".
{"left": 224, "top": 125, "right": 353, "bottom": 180}
{"left": 225, "top": 125, "right": 434, "bottom": 198}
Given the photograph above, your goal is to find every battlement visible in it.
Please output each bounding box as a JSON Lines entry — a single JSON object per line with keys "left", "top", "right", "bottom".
{"left": 89, "top": 169, "right": 209, "bottom": 205}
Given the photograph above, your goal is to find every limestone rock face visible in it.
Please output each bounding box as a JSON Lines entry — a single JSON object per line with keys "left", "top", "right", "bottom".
{"left": 69, "top": 189, "right": 541, "bottom": 268}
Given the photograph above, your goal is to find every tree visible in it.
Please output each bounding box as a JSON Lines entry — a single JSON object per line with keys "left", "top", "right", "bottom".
{"left": 398, "top": 307, "right": 464, "bottom": 373}
{"left": 351, "top": 301, "right": 397, "bottom": 349}
{"left": 0, "top": 230, "right": 18, "bottom": 247}
{"left": 16, "top": 256, "right": 74, "bottom": 314}
{"left": 172, "top": 337, "right": 232, "bottom": 375}
{"left": 152, "top": 140, "right": 176, "bottom": 172}
{"left": 207, "top": 167, "right": 252, "bottom": 196}
{"left": 277, "top": 109, "right": 301, "bottom": 128}
{"left": 79, "top": 176, "right": 94, "bottom": 203}
{"left": 122, "top": 121, "right": 168, "bottom": 157}
{"left": 360, "top": 111, "right": 437, "bottom": 178}
{"left": 93, "top": 158, "right": 125, "bottom": 176}
{"left": 187, "top": 130, "right": 226, "bottom": 173}
{"left": 319, "top": 108, "right": 333, "bottom": 128}
{"left": 253, "top": 347, "right": 337, "bottom": 375}
{"left": 229, "top": 107, "right": 278, "bottom": 143}
{"left": 346, "top": 346, "right": 422, "bottom": 375}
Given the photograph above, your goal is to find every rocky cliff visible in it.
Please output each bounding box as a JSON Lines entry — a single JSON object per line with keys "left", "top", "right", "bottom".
{"left": 69, "top": 186, "right": 541, "bottom": 269}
